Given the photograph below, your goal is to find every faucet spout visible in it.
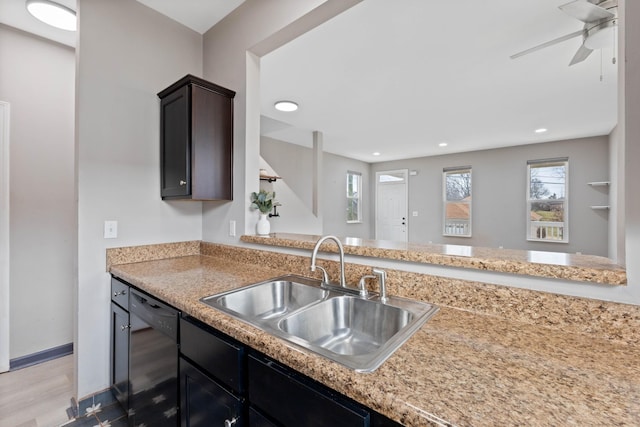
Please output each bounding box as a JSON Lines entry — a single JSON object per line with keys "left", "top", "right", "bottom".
{"left": 310, "top": 235, "right": 347, "bottom": 287}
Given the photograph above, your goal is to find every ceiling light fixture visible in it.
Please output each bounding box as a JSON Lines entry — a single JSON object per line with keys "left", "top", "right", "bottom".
{"left": 274, "top": 101, "right": 298, "bottom": 112}
{"left": 372, "top": 152, "right": 381, "bottom": 156}
{"left": 535, "top": 128, "right": 548, "bottom": 134}
{"left": 438, "top": 142, "right": 448, "bottom": 147}
{"left": 26, "top": 0, "right": 76, "bottom": 31}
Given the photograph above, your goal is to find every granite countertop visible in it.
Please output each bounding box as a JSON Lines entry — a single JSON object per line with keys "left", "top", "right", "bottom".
{"left": 240, "top": 233, "right": 627, "bottom": 285}
{"left": 109, "top": 252, "right": 640, "bottom": 427}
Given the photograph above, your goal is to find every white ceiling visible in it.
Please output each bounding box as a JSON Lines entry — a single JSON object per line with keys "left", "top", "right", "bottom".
{"left": 135, "top": 0, "right": 245, "bottom": 34}
{"left": 1, "top": 0, "right": 618, "bottom": 164}
{"left": 0, "top": 0, "right": 244, "bottom": 46}
{"left": 0, "top": 0, "right": 77, "bottom": 46}
{"left": 260, "top": 0, "right": 618, "bottom": 162}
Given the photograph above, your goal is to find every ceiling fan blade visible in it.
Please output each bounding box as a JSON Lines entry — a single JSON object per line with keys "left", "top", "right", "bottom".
{"left": 559, "top": 0, "right": 615, "bottom": 23}
{"left": 510, "top": 30, "right": 584, "bottom": 60}
{"left": 569, "top": 44, "right": 593, "bottom": 65}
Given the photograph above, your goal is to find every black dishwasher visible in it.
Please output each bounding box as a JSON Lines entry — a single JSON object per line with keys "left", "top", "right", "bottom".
{"left": 129, "top": 288, "right": 179, "bottom": 426}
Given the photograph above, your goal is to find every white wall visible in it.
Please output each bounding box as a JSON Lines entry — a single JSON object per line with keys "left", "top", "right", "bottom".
{"left": 609, "top": 126, "right": 625, "bottom": 263}
{"left": 622, "top": 0, "right": 640, "bottom": 302}
{"left": 261, "top": 136, "right": 313, "bottom": 210}
{"left": 75, "top": 0, "right": 203, "bottom": 398}
{"left": 260, "top": 137, "right": 372, "bottom": 237}
{"left": 0, "top": 26, "right": 75, "bottom": 359}
{"left": 259, "top": 136, "right": 321, "bottom": 235}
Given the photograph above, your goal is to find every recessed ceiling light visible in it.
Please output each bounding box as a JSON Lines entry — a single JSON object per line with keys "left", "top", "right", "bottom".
{"left": 274, "top": 101, "right": 298, "bottom": 112}
{"left": 26, "top": 0, "right": 76, "bottom": 31}
{"left": 372, "top": 152, "right": 381, "bottom": 156}
{"left": 535, "top": 128, "right": 548, "bottom": 134}
{"left": 438, "top": 142, "right": 448, "bottom": 147}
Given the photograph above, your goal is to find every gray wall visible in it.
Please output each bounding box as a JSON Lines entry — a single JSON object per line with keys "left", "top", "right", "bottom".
{"left": 0, "top": 26, "right": 75, "bottom": 359}
{"left": 76, "top": 0, "right": 203, "bottom": 398}
{"left": 323, "top": 152, "right": 372, "bottom": 239}
{"left": 261, "top": 136, "right": 313, "bottom": 210}
{"left": 372, "top": 136, "right": 609, "bottom": 256}
{"left": 261, "top": 137, "right": 373, "bottom": 239}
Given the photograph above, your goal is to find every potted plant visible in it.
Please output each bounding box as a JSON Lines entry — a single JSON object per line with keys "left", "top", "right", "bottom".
{"left": 250, "top": 190, "right": 275, "bottom": 235}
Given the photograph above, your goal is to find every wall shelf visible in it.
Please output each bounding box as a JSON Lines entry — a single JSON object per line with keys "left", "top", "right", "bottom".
{"left": 260, "top": 175, "right": 281, "bottom": 183}
{"left": 587, "top": 181, "right": 610, "bottom": 187}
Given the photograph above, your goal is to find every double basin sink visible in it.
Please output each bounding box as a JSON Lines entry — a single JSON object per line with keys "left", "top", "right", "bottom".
{"left": 201, "top": 275, "right": 439, "bottom": 372}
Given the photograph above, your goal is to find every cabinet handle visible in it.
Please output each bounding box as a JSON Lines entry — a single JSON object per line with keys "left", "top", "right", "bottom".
{"left": 113, "top": 290, "right": 127, "bottom": 297}
{"left": 121, "top": 324, "right": 130, "bottom": 331}
{"left": 224, "top": 417, "right": 238, "bottom": 427}
{"left": 179, "top": 180, "right": 187, "bottom": 186}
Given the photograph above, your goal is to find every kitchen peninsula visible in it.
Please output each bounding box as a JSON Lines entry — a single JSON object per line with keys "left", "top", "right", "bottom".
{"left": 241, "top": 233, "right": 627, "bottom": 285}
{"left": 107, "top": 240, "right": 640, "bottom": 426}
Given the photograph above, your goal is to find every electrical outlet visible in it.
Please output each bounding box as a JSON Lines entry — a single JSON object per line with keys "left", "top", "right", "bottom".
{"left": 412, "top": 211, "right": 418, "bottom": 217}
{"left": 229, "top": 220, "right": 236, "bottom": 237}
{"left": 104, "top": 221, "right": 118, "bottom": 239}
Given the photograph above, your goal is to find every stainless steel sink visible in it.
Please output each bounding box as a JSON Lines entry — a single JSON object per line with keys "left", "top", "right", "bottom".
{"left": 279, "top": 296, "right": 412, "bottom": 356}
{"left": 203, "top": 277, "right": 327, "bottom": 320}
{"left": 201, "top": 274, "right": 439, "bottom": 372}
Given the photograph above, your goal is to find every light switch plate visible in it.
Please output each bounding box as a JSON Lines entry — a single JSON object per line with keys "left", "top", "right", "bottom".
{"left": 104, "top": 220, "right": 118, "bottom": 239}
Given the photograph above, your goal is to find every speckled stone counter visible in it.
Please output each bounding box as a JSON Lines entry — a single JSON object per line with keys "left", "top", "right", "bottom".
{"left": 107, "top": 242, "right": 640, "bottom": 426}
{"left": 240, "top": 233, "right": 627, "bottom": 285}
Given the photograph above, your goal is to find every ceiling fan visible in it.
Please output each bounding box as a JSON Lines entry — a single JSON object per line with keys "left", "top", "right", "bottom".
{"left": 511, "top": 0, "right": 618, "bottom": 66}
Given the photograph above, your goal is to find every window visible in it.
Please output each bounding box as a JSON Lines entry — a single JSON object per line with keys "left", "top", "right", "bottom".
{"left": 443, "top": 167, "right": 472, "bottom": 237}
{"left": 527, "top": 158, "right": 568, "bottom": 242}
{"left": 346, "top": 171, "right": 362, "bottom": 223}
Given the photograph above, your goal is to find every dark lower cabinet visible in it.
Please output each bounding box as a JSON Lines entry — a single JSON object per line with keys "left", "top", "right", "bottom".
{"left": 111, "top": 297, "right": 404, "bottom": 427}
{"left": 248, "top": 407, "right": 278, "bottom": 427}
{"left": 110, "top": 302, "right": 129, "bottom": 412}
{"left": 179, "top": 315, "right": 403, "bottom": 427}
{"left": 179, "top": 316, "right": 246, "bottom": 426}
{"left": 110, "top": 278, "right": 130, "bottom": 413}
{"left": 248, "top": 353, "right": 370, "bottom": 427}
{"left": 180, "top": 357, "right": 245, "bottom": 427}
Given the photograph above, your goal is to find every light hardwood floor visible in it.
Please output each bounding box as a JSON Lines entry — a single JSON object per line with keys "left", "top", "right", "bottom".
{"left": 0, "top": 355, "right": 73, "bottom": 427}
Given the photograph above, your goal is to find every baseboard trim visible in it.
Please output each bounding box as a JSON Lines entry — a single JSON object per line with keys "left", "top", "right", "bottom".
{"left": 9, "top": 342, "right": 73, "bottom": 371}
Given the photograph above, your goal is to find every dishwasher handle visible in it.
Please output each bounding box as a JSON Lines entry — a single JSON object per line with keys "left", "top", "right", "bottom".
{"left": 129, "top": 289, "right": 178, "bottom": 342}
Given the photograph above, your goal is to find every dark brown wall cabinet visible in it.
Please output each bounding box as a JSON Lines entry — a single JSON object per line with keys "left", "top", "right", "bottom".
{"left": 158, "top": 75, "right": 235, "bottom": 200}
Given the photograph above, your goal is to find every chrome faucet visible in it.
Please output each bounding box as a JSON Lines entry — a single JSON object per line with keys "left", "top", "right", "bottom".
{"left": 358, "top": 268, "right": 388, "bottom": 301}
{"left": 358, "top": 274, "right": 376, "bottom": 297}
{"left": 310, "top": 235, "right": 347, "bottom": 287}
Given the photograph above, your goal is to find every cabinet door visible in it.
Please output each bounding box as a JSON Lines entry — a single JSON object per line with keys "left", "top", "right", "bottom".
{"left": 249, "top": 407, "right": 279, "bottom": 427}
{"left": 248, "top": 354, "right": 369, "bottom": 427}
{"left": 160, "top": 85, "right": 190, "bottom": 198}
{"left": 180, "top": 357, "right": 245, "bottom": 427}
{"left": 190, "top": 85, "right": 233, "bottom": 201}
{"left": 110, "top": 302, "right": 130, "bottom": 412}
{"left": 180, "top": 316, "right": 245, "bottom": 394}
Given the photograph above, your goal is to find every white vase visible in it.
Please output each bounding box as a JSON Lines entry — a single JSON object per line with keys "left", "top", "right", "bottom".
{"left": 256, "top": 213, "right": 270, "bottom": 235}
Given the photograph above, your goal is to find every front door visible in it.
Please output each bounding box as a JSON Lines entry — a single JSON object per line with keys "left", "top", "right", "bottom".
{"left": 375, "top": 170, "right": 408, "bottom": 242}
